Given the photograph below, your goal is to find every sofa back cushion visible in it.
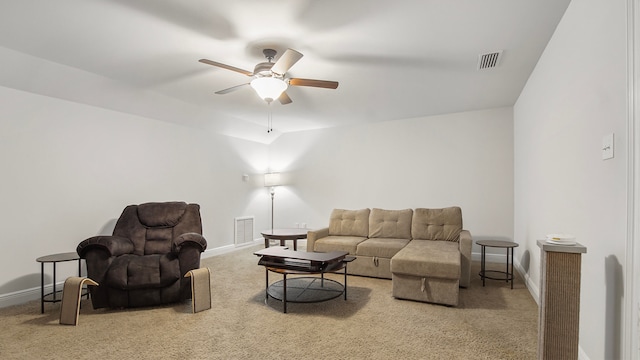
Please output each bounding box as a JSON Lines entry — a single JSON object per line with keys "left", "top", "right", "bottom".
{"left": 369, "top": 208, "right": 413, "bottom": 239}
{"left": 329, "top": 209, "right": 370, "bottom": 237}
{"left": 411, "top": 207, "right": 462, "bottom": 242}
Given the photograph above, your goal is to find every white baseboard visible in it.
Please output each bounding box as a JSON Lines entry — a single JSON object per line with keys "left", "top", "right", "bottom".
{"left": 201, "top": 243, "right": 238, "bottom": 258}
{"left": 471, "top": 251, "right": 510, "bottom": 263}
{"left": 201, "top": 238, "right": 266, "bottom": 259}
{"left": 0, "top": 284, "right": 58, "bottom": 309}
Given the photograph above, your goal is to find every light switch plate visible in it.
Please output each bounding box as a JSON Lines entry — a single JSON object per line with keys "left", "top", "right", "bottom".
{"left": 602, "top": 133, "right": 614, "bottom": 160}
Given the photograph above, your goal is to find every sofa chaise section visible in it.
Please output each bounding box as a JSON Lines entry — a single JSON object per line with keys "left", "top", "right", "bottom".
{"left": 390, "top": 207, "right": 471, "bottom": 306}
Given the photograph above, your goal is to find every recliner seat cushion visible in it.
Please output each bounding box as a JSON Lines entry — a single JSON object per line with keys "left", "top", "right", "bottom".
{"left": 106, "top": 254, "right": 180, "bottom": 290}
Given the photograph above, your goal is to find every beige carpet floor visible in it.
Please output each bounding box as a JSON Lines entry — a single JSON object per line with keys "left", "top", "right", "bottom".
{"left": 0, "top": 244, "right": 538, "bottom": 359}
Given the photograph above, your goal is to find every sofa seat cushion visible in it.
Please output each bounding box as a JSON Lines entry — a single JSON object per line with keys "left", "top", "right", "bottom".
{"left": 106, "top": 254, "right": 180, "bottom": 290}
{"left": 356, "top": 238, "right": 410, "bottom": 258}
{"left": 314, "top": 235, "right": 367, "bottom": 254}
{"left": 391, "top": 240, "right": 460, "bottom": 280}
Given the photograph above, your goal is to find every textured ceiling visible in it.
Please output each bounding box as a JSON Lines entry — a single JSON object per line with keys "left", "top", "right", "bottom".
{"left": 0, "top": 0, "right": 571, "bottom": 143}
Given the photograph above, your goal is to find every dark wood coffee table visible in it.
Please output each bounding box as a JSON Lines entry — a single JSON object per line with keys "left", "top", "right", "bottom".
{"left": 253, "top": 247, "right": 354, "bottom": 313}
{"left": 261, "top": 228, "right": 308, "bottom": 251}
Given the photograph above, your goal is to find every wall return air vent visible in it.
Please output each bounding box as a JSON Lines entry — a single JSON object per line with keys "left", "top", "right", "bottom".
{"left": 234, "top": 216, "right": 255, "bottom": 247}
{"left": 477, "top": 51, "right": 503, "bottom": 70}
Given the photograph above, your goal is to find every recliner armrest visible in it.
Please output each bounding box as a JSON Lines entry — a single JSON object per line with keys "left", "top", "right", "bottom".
{"left": 77, "top": 235, "right": 134, "bottom": 258}
{"left": 173, "top": 232, "right": 207, "bottom": 253}
{"left": 306, "top": 227, "right": 329, "bottom": 252}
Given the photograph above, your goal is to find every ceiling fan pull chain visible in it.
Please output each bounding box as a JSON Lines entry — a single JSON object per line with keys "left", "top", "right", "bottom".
{"left": 267, "top": 102, "right": 273, "bottom": 133}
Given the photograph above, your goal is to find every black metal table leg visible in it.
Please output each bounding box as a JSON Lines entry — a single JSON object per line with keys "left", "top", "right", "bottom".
{"left": 52, "top": 262, "right": 57, "bottom": 304}
{"left": 510, "top": 247, "right": 514, "bottom": 289}
{"left": 265, "top": 268, "right": 269, "bottom": 302}
{"left": 481, "top": 245, "right": 486, "bottom": 286}
{"left": 344, "top": 264, "right": 348, "bottom": 300}
{"left": 40, "top": 263, "right": 44, "bottom": 314}
{"left": 283, "top": 273, "right": 287, "bottom": 313}
{"left": 505, "top": 247, "right": 509, "bottom": 283}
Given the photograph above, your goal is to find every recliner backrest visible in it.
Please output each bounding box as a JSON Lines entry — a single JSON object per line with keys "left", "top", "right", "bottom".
{"left": 113, "top": 202, "right": 203, "bottom": 255}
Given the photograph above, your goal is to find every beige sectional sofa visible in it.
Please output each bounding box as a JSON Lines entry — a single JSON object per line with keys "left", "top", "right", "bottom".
{"left": 307, "top": 207, "right": 471, "bottom": 306}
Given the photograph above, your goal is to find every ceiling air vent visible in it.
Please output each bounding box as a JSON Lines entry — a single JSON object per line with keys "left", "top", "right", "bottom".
{"left": 477, "top": 51, "right": 503, "bottom": 70}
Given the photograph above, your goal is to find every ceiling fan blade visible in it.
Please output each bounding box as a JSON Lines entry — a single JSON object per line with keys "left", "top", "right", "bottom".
{"left": 288, "top": 78, "right": 339, "bottom": 89}
{"left": 278, "top": 91, "right": 293, "bottom": 105}
{"left": 199, "top": 59, "right": 253, "bottom": 76}
{"left": 215, "top": 83, "right": 250, "bottom": 94}
{"left": 271, "top": 49, "right": 303, "bottom": 75}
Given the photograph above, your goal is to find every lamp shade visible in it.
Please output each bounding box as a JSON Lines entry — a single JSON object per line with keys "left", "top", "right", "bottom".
{"left": 250, "top": 77, "right": 287, "bottom": 102}
{"left": 264, "top": 173, "right": 282, "bottom": 187}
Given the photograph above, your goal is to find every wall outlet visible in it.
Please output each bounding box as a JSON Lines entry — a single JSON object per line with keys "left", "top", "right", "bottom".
{"left": 602, "top": 133, "right": 614, "bottom": 160}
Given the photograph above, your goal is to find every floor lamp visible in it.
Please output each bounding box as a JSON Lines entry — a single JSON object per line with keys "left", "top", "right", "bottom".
{"left": 264, "top": 173, "right": 282, "bottom": 231}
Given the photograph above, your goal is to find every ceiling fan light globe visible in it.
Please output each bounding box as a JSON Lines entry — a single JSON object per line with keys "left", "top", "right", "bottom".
{"left": 250, "top": 77, "right": 288, "bottom": 102}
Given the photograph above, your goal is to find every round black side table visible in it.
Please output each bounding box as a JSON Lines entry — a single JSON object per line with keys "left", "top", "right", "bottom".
{"left": 36, "top": 252, "right": 85, "bottom": 313}
{"left": 476, "top": 240, "right": 519, "bottom": 289}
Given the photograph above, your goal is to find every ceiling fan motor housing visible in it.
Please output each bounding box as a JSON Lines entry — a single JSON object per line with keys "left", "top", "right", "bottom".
{"left": 263, "top": 48, "right": 277, "bottom": 61}
{"left": 253, "top": 62, "right": 276, "bottom": 77}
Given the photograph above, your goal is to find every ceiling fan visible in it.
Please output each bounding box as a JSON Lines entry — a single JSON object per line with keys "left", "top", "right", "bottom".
{"left": 199, "top": 48, "right": 339, "bottom": 104}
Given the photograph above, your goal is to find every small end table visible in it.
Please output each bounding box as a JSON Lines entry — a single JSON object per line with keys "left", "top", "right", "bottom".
{"left": 36, "top": 252, "right": 86, "bottom": 313}
{"left": 261, "top": 228, "right": 308, "bottom": 251}
{"left": 476, "top": 240, "right": 519, "bottom": 289}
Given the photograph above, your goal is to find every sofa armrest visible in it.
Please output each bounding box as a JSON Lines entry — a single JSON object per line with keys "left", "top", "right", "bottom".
{"left": 77, "top": 235, "right": 134, "bottom": 258}
{"left": 458, "top": 230, "right": 472, "bottom": 288}
{"left": 306, "top": 227, "right": 329, "bottom": 252}
{"left": 173, "top": 232, "right": 207, "bottom": 253}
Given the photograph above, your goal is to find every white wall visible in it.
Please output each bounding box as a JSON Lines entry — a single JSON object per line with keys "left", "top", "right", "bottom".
{"left": 514, "top": 0, "right": 628, "bottom": 358}
{"left": 268, "top": 107, "right": 514, "bottom": 255}
{"left": 0, "top": 85, "right": 270, "bottom": 305}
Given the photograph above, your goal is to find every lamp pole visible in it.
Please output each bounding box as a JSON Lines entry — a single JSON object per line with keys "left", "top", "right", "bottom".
{"left": 270, "top": 186, "right": 275, "bottom": 231}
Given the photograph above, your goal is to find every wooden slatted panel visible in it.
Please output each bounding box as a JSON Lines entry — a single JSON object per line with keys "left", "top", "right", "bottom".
{"left": 538, "top": 251, "right": 582, "bottom": 359}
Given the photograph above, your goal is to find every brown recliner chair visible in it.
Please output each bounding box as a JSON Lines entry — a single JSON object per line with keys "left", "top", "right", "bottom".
{"left": 77, "top": 202, "right": 207, "bottom": 309}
